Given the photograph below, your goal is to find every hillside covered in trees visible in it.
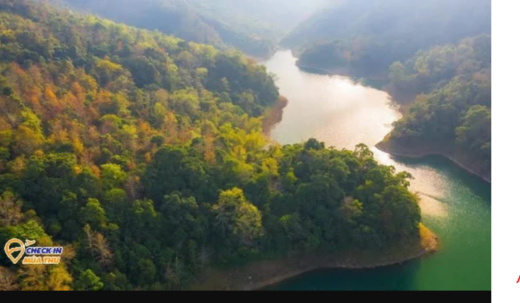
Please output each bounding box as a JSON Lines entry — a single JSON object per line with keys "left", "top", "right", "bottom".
{"left": 378, "top": 35, "right": 491, "bottom": 181}
{"left": 58, "top": 0, "right": 325, "bottom": 59}
{"left": 0, "top": 0, "right": 429, "bottom": 290}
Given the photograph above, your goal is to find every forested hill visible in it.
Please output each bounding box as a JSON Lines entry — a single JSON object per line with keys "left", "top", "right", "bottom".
{"left": 56, "top": 0, "right": 325, "bottom": 59}
{"left": 284, "top": 0, "right": 491, "bottom": 78}
{"left": 378, "top": 35, "right": 491, "bottom": 181}
{"left": 60, "top": 0, "right": 227, "bottom": 50}
{"left": 0, "top": 0, "right": 428, "bottom": 290}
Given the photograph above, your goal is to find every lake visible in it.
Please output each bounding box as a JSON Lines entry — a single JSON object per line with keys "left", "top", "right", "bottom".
{"left": 260, "top": 50, "right": 491, "bottom": 291}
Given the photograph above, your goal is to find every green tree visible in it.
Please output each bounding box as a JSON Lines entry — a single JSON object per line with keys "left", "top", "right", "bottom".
{"left": 75, "top": 269, "right": 104, "bottom": 291}
{"left": 213, "top": 188, "right": 263, "bottom": 245}
{"left": 80, "top": 198, "right": 107, "bottom": 230}
{"left": 100, "top": 164, "right": 127, "bottom": 190}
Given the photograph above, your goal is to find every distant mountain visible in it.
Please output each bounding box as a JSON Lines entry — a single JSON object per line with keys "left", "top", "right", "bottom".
{"left": 189, "top": 0, "right": 326, "bottom": 42}
{"left": 58, "top": 0, "right": 326, "bottom": 58}
{"left": 283, "top": 0, "right": 491, "bottom": 77}
{"left": 60, "top": 0, "right": 226, "bottom": 48}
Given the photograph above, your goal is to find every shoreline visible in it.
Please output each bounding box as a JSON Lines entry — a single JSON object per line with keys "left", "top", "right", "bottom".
{"left": 293, "top": 59, "right": 490, "bottom": 184}
{"left": 262, "top": 96, "right": 289, "bottom": 136}
{"left": 188, "top": 55, "right": 474, "bottom": 291}
{"left": 296, "top": 62, "right": 351, "bottom": 77}
{"left": 375, "top": 141, "right": 491, "bottom": 184}
{"left": 295, "top": 62, "right": 416, "bottom": 106}
{"left": 295, "top": 61, "right": 388, "bottom": 88}
{"left": 190, "top": 225, "right": 438, "bottom": 291}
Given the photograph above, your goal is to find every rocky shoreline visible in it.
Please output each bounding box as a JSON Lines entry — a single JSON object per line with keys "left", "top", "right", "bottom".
{"left": 376, "top": 140, "right": 491, "bottom": 183}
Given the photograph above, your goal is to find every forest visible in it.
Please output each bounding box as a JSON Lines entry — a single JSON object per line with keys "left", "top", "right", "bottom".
{"left": 384, "top": 35, "right": 491, "bottom": 179}
{"left": 0, "top": 0, "right": 425, "bottom": 290}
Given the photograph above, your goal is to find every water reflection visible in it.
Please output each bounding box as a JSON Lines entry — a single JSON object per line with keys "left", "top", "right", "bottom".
{"left": 263, "top": 51, "right": 399, "bottom": 150}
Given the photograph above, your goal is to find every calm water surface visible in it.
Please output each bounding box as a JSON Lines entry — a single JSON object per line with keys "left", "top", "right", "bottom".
{"left": 260, "top": 50, "right": 491, "bottom": 291}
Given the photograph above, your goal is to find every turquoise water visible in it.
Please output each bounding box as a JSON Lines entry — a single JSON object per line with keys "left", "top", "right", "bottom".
{"left": 260, "top": 51, "right": 491, "bottom": 291}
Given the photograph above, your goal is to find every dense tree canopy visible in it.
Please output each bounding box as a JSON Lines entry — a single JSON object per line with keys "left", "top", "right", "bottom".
{"left": 387, "top": 35, "right": 491, "bottom": 176}
{"left": 0, "top": 0, "right": 424, "bottom": 290}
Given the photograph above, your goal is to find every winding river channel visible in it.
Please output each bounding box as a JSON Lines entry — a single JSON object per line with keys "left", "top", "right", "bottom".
{"left": 260, "top": 50, "right": 491, "bottom": 291}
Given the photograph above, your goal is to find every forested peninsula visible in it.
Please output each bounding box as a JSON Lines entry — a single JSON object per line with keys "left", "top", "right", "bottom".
{"left": 377, "top": 36, "right": 491, "bottom": 182}
{"left": 0, "top": 0, "right": 436, "bottom": 290}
